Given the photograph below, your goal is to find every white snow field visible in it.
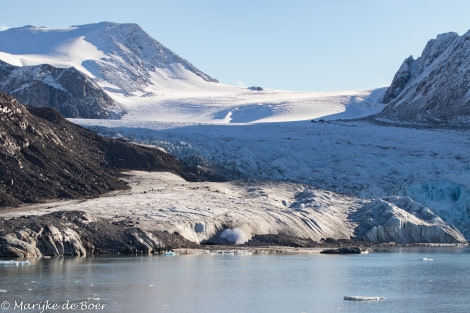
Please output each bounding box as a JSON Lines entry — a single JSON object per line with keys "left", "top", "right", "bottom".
{"left": 114, "top": 84, "right": 387, "bottom": 124}
{"left": 1, "top": 22, "right": 469, "bottom": 244}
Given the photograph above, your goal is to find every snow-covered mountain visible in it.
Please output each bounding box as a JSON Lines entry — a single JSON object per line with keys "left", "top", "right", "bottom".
{"left": 377, "top": 30, "right": 470, "bottom": 126}
{"left": 0, "top": 22, "right": 217, "bottom": 96}
{"left": 0, "top": 22, "right": 385, "bottom": 122}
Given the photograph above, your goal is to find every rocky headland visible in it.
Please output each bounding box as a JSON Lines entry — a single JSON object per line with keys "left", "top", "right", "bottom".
{"left": 0, "top": 210, "right": 199, "bottom": 257}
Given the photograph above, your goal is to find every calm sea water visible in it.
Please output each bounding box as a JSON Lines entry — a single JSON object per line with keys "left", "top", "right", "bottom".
{"left": 0, "top": 247, "right": 469, "bottom": 313}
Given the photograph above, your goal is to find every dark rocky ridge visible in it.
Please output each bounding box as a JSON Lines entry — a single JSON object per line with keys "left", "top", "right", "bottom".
{"left": 0, "top": 92, "right": 223, "bottom": 207}
{"left": 0, "top": 60, "right": 122, "bottom": 118}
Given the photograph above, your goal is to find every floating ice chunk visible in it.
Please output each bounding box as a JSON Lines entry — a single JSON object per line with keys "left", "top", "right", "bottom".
{"left": 422, "top": 258, "right": 434, "bottom": 261}
{"left": 211, "top": 250, "right": 235, "bottom": 256}
{"left": 0, "top": 290, "right": 6, "bottom": 293}
{"left": 0, "top": 260, "right": 31, "bottom": 266}
{"left": 235, "top": 250, "right": 253, "bottom": 255}
{"left": 162, "top": 251, "right": 178, "bottom": 256}
{"left": 344, "top": 296, "right": 386, "bottom": 301}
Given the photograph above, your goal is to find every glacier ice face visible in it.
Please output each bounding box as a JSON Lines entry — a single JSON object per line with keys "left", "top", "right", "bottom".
{"left": 402, "top": 180, "right": 470, "bottom": 238}
{"left": 351, "top": 196, "right": 466, "bottom": 243}
{"left": 76, "top": 115, "right": 470, "bottom": 242}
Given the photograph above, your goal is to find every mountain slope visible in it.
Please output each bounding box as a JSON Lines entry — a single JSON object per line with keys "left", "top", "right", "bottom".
{"left": 0, "top": 60, "right": 122, "bottom": 118}
{"left": 0, "top": 22, "right": 218, "bottom": 96}
{"left": 0, "top": 92, "right": 221, "bottom": 207}
{"left": 376, "top": 30, "right": 470, "bottom": 126}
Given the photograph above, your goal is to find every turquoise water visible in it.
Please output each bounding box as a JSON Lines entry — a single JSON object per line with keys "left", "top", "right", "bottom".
{"left": 0, "top": 247, "right": 469, "bottom": 313}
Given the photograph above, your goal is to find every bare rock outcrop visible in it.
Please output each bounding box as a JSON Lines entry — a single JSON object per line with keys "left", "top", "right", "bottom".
{"left": 320, "top": 246, "right": 363, "bottom": 254}
{"left": 0, "top": 211, "right": 199, "bottom": 257}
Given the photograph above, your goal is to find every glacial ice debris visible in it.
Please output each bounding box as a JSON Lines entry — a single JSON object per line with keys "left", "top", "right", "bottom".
{"left": 351, "top": 196, "right": 466, "bottom": 243}
{"left": 162, "top": 250, "right": 178, "bottom": 256}
{"left": 220, "top": 228, "right": 249, "bottom": 245}
{"left": 0, "top": 260, "right": 30, "bottom": 266}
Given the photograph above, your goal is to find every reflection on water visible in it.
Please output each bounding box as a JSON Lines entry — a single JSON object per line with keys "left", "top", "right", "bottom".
{"left": 0, "top": 247, "right": 469, "bottom": 313}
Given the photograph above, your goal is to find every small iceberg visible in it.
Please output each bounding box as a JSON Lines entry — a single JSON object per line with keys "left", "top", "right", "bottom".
{"left": 234, "top": 250, "right": 253, "bottom": 256}
{"left": 422, "top": 258, "right": 434, "bottom": 261}
{"left": 0, "top": 260, "right": 31, "bottom": 266}
{"left": 344, "top": 296, "right": 386, "bottom": 301}
{"left": 0, "top": 290, "right": 7, "bottom": 293}
{"left": 162, "top": 251, "right": 178, "bottom": 256}
{"left": 210, "top": 250, "right": 235, "bottom": 256}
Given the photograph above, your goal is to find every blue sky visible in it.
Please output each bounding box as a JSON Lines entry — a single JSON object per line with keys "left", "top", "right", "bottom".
{"left": 3, "top": 0, "right": 470, "bottom": 91}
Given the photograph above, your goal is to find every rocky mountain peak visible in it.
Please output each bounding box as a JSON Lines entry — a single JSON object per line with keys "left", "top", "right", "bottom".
{"left": 420, "top": 32, "right": 459, "bottom": 67}
{"left": 376, "top": 30, "right": 470, "bottom": 126}
{"left": 0, "top": 60, "right": 123, "bottom": 118}
{"left": 87, "top": 21, "right": 219, "bottom": 94}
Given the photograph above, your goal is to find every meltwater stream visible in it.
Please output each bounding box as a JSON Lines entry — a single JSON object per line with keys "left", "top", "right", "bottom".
{"left": 0, "top": 247, "right": 469, "bottom": 313}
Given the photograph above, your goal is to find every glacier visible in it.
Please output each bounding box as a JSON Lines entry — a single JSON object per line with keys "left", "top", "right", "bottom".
{"left": 71, "top": 116, "right": 470, "bottom": 241}
{"left": 1, "top": 22, "right": 469, "bottom": 246}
